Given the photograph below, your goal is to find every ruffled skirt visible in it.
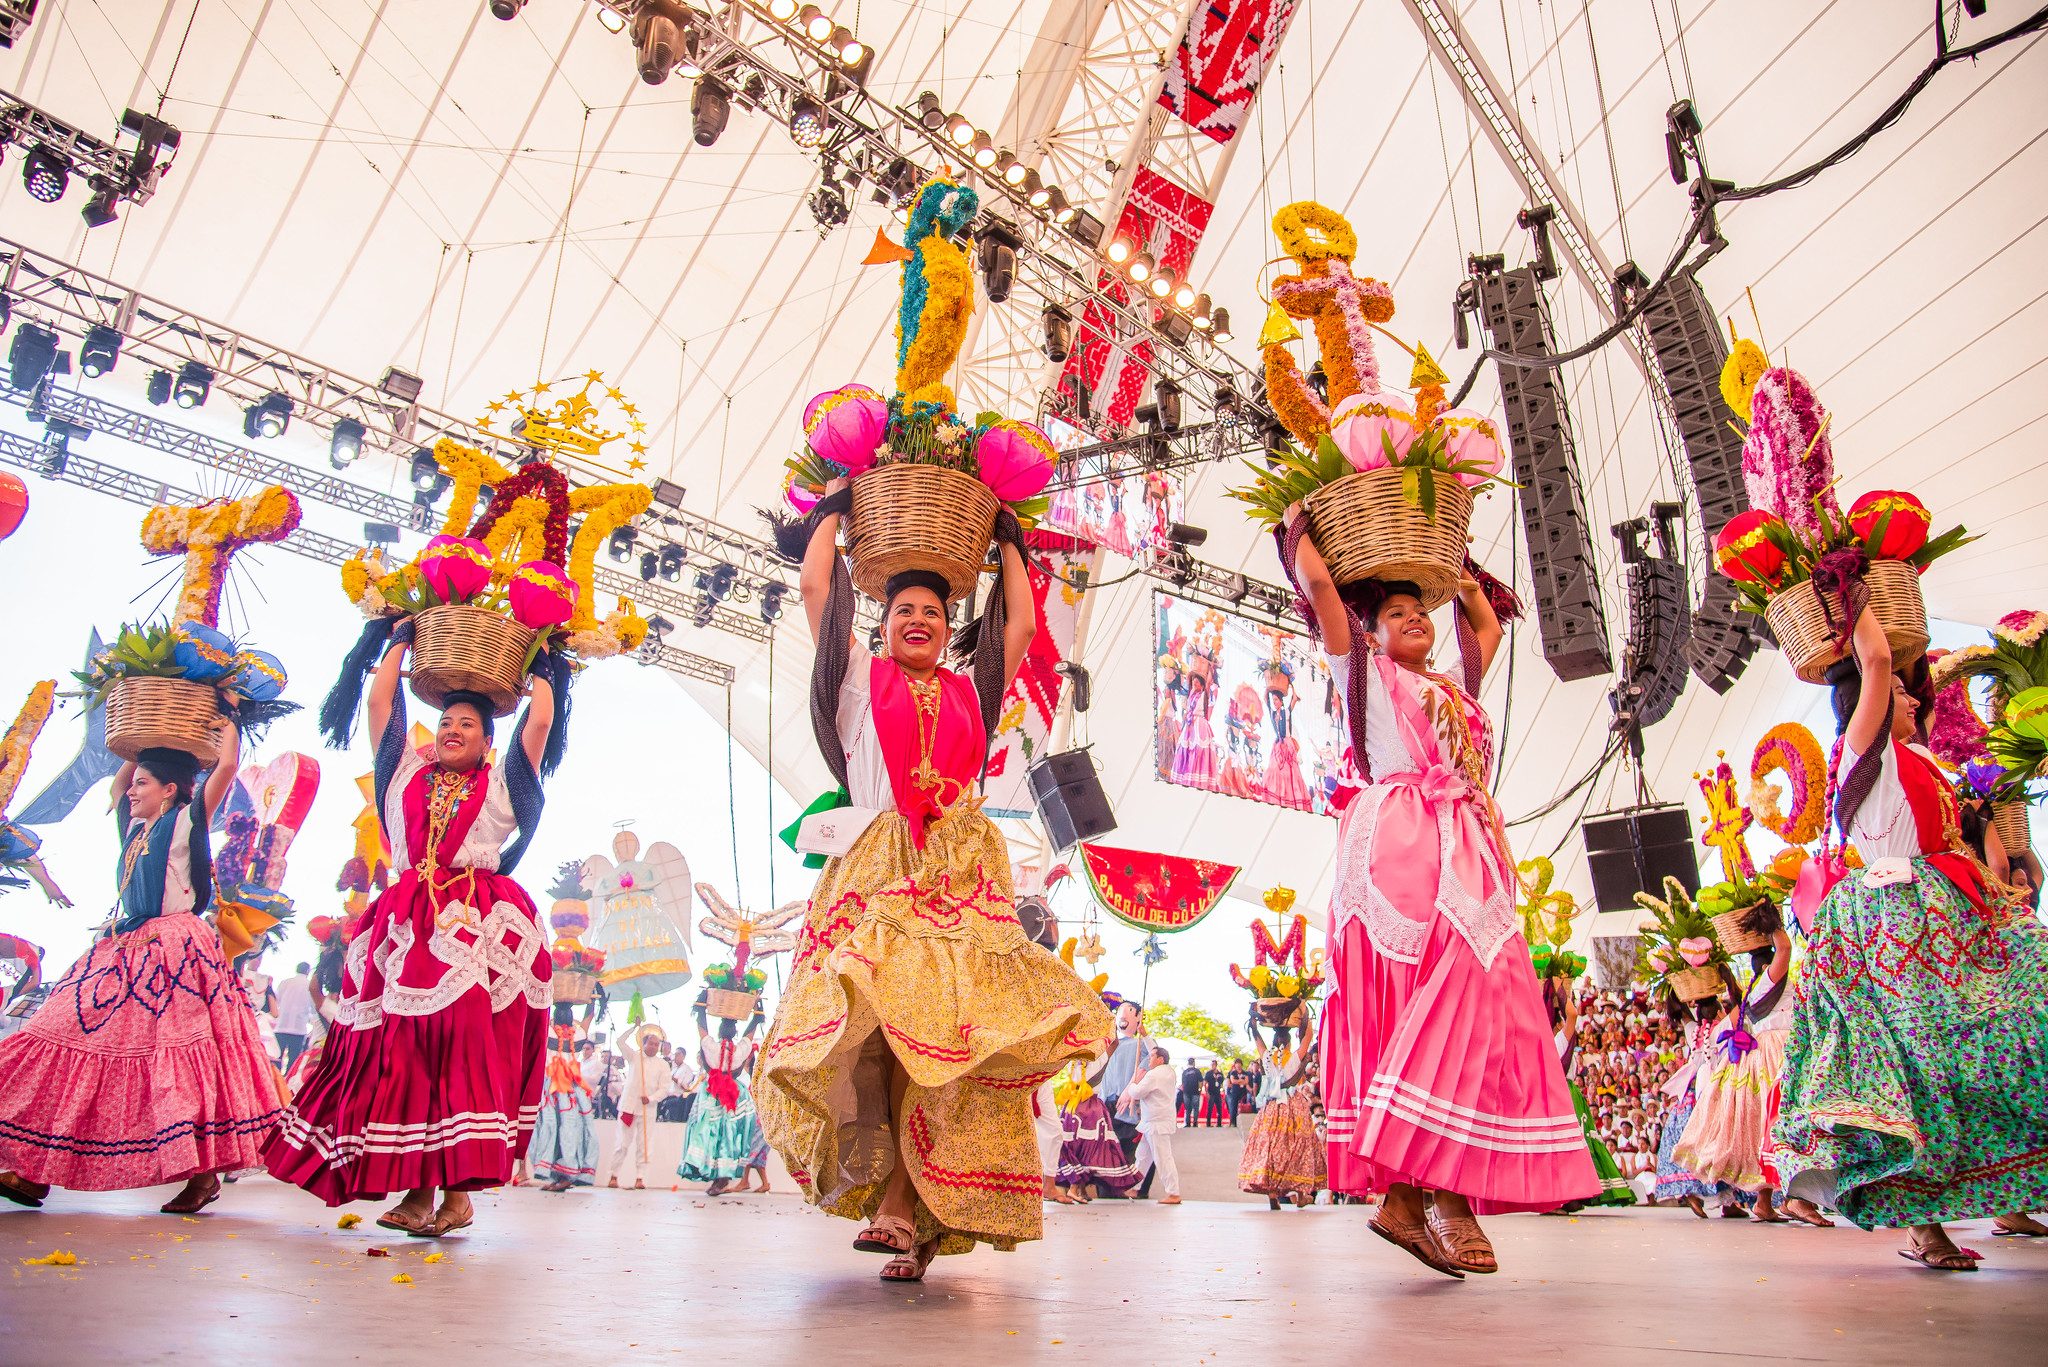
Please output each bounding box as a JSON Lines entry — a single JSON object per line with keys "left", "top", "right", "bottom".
{"left": 0, "top": 914, "right": 280, "bottom": 1189}
{"left": 1238, "top": 1087, "right": 1325, "bottom": 1198}
{"left": 679, "top": 1072, "right": 770, "bottom": 1181}
{"left": 1055, "top": 1094, "right": 1138, "bottom": 1189}
{"left": 1773, "top": 859, "right": 2048, "bottom": 1227}
{"left": 530, "top": 1090, "right": 598, "bottom": 1186}
{"left": 756, "top": 806, "right": 1113, "bottom": 1252}
{"left": 263, "top": 866, "right": 551, "bottom": 1204}
{"left": 1674, "top": 1030, "right": 1787, "bottom": 1192}
{"left": 1259, "top": 737, "right": 1314, "bottom": 811}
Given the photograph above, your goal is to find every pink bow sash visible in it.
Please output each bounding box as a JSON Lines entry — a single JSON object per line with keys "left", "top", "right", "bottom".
{"left": 1380, "top": 762, "right": 1469, "bottom": 812}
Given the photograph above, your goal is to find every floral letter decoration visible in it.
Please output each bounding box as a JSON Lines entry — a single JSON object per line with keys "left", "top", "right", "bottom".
{"left": 141, "top": 484, "right": 304, "bottom": 628}
{"left": 1749, "top": 722, "right": 1826, "bottom": 845}
{"left": 1695, "top": 753, "right": 1756, "bottom": 880}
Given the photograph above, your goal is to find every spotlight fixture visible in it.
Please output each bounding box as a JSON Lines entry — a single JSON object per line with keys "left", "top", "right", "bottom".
{"left": 329, "top": 417, "right": 366, "bottom": 469}
{"left": 692, "top": 599, "right": 717, "bottom": 630}
{"left": 1023, "top": 169, "right": 1051, "bottom": 209}
{"left": 659, "top": 545, "right": 686, "bottom": 582}
{"left": 410, "top": 448, "right": 443, "bottom": 490}
{"left": 810, "top": 179, "right": 850, "bottom": 228}
{"left": 942, "top": 113, "right": 974, "bottom": 147}
{"left": 799, "top": 5, "right": 834, "bottom": 42}
{"left": 914, "top": 91, "right": 946, "bottom": 132}
{"left": 968, "top": 131, "right": 997, "bottom": 168}
{"left": 698, "top": 562, "right": 739, "bottom": 602}
{"left": 243, "top": 391, "right": 292, "bottom": 440}
{"left": 1153, "top": 378, "right": 1183, "bottom": 432}
{"left": 78, "top": 325, "right": 121, "bottom": 378}
{"left": 691, "top": 77, "right": 730, "bottom": 147}
{"left": 607, "top": 526, "right": 636, "bottom": 562}
{"left": 836, "top": 44, "right": 874, "bottom": 87}
{"left": 1105, "top": 235, "right": 1134, "bottom": 265}
{"left": 1044, "top": 185, "right": 1074, "bottom": 223}
{"left": 1167, "top": 521, "right": 1207, "bottom": 548}
{"left": 871, "top": 156, "right": 916, "bottom": 207}
{"left": 146, "top": 367, "right": 173, "bottom": 406}
{"left": 172, "top": 359, "right": 212, "bottom": 408}
{"left": 1066, "top": 207, "right": 1104, "bottom": 248}
{"left": 489, "top": 0, "right": 527, "bottom": 17}
{"left": 650, "top": 477, "right": 687, "bottom": 508}
{"left": 1041, "top": 303, "right": 1074, "bottom": 363}
{"left": 639, "top": 550, "right": 659, "bottom": 581}
{"left": 596, "top": 7, "right": 628, "bottom": 33}
{"left": 22, "top": 146, "right": 66, "bottom": 203}
{"left": 829, "top": 25, "right": 864, "bottom": 64}
{"left": 759, "top": 582, "right": 789, "bottom": 623}
{"left": 767, "top": 0, "right": 799, "bottom": 19}
{"left": 80, "top": 178, "right": 120, "bottom": 228}
{"left": 1127, "top": 250, "right": 1154, "bottom": 284}
{"left": 1147, "top": 267, "right": 1174, "bottom": 299}
{"left": 1172, "top": 280, "right": 1197, "bottom": 310}
{"left": 379, "top": 366, "right": 424, "bottom": 402}
{"left": 788, "top": 95, "right": 828, "bottom": 148}
{"left": 993, "top": 151, "right": 1023, "bottom": 185}
{"left": 363, "top": 521, "right": 403, "bottom": 548}
{"left": 5, "top": 324, "right": 58, "bottom": 392}
{"left": 977, "top": 221, "right": 1022, "bottom": 305}
{"left": 1209, "top": 306, "right": 1234, "bottom": 345}
{"left": 1190, "top": 293, "right": 1213, "bottom": 329}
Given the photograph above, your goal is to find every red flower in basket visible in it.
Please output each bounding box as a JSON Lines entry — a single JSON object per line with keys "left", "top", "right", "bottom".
{"left": 420, "top": 535, "right": 493, "bottom": 603}
{"left": 1713, "top": 510, "right": 1788, "bottom": 586}
{"left": 1847, "top": 490, "right": 1930, "bottom": 561}
{"left": 509, "top": 560, "right": 578, "bottom": 630}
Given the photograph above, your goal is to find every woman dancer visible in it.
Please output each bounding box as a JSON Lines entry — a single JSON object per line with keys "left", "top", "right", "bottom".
{"left": 677, "top": 995, "right": 770, "bottom": 1196}
{"left": 1173, "top": 643, "right": 1222, "bottom": 791}
{"left": 1674, "top": 925, "right": 1795, "bottom": 1220}
{"left": 1774, "top": 607, "right": 2048, "bottom": 1269}
{"left": 1287, "top": 530, "right": 1596, "bottom": 1278}
{"left": 1238, "top": 1004, "right": 1326, "bottom": 1209}
{"left": 0, "top": 728, "right": 280, "bottom": 1213}
{"left": 1259, "top": 654, "right": 1313, "bottom": 811}
{"left": 1653, "top": 986, "right": 1756, "bottom": 1218}
{"left": 757, "top": 480, "right": 1112, "bottom": 1282}
{"left": 265, "top": 625, "right": 559, "bottom": 1235}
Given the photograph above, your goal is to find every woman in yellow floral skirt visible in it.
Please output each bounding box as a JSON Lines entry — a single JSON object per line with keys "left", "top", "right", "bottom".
{"left": 758, "top": 478, "right": 1113, "bottom": 1281}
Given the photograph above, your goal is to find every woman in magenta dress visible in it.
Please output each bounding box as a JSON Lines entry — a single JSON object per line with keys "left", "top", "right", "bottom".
{"left": 265, "top": 623, "right": 560, "bottom": 1236}
{"left": 1172, "top": 651, "right": 1222, "bottom": 790}
{"left": 1259, "top": 658, "right": 1314, "bottom": 810}
{"left": 1286, "top": 527, "right": 1596, "bottom": 1279}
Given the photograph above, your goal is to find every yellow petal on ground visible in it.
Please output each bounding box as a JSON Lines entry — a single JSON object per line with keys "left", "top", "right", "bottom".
{"left": 23, "top": 1250, "right": 77, "bottom": 1266}
{"left": 391, "top": 1273, "right": 414, "bottom": 1284}
{"left": 337, "top": 1213, "right": 362, "bottom": 1229}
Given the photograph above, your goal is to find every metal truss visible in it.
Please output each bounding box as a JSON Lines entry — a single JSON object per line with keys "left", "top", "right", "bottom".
{"left": 0, "top": 3, "right": 38, "bottom": 49}
{"left": 1049, "top": 417, "right": 1264, "bottom": 491}
{"left": 0, "top": 88, "right": 180, "bottom": 212}
{"left": 1143, "top": 551, "right": 1304, "bottom": 634}
{"left": 0, "top": 427, "right": 735, "bottom": 686}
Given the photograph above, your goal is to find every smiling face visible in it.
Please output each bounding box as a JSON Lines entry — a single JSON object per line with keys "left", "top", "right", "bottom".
{"left": 436, "top": 701, "right": 490, "bottom": 772}
{"left": 1889, "top": 672, "right": 1920, "bottom": 741}
{"left": 885, "top": 585, "right": 950, "bottom": 674}
{"left": 1371, "top": 592, "right": 1434, "bottom": 667}
{"left": 127, "top": 764, "right": 183, "bottom": 820}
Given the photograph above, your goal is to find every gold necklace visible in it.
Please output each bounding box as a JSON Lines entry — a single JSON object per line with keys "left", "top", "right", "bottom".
{"left": 907, "top": 675, "right": 943, "bottom": 792}
{"left": 421, "top": 769, "right": 474, "bottom": 875}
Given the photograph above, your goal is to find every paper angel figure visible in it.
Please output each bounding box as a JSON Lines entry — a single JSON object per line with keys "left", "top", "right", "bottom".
{"left": 583, "top": 828, "right": 695, "bottom": 999}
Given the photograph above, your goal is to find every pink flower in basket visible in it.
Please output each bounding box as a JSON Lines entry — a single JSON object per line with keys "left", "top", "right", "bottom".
{"left": 1676, "top": 936, "right": 1714, "bottom": 968}
{"left": 804, "top": 384, "right": 888, "bottom": 474}
{"left": 1328, "top": 389, "right": 1415, "bottom": 473}
{"left": 783, "top": 467, "right": 820, "bottom": 515}
{"left": 1741, "top": 367, "right": 1841, "bottom": 538}
{"left": 1647, "top": 945, "right": 1673, "bottom": 972}
{"left": 977, "top": 419, "right": 1059, "bottom": 499}
{"left": 1433, "top": 407, "right": 1504, "bottom": 486}
{"left": 419, "top": 535, "right": 493, "bottom": 604}
{"left": 509, "top": 560, "right": 578, "bottom": 630}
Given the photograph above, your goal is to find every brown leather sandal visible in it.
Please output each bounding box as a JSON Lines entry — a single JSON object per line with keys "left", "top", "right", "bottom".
{"left": 160, "top": 1174, "right": 221, "bottom": 1215}
{"left": 408, "top": 1199, "right": 475, "bottom": 1238}
{"left": 0, "top": 1172, "right": 49, "bottom": 1208}
{"left": 1425, "top": 1207, "right": 1498, "bottom": 1275}
{"left": 853, "top": 1212, "right": 915, "bottom": 1255}
{"left": 1368, "top": 1209, "right": 1465, "bottom": 1280}
{"left": 375, "top": 1204, "right": 432, "bottom": 1233}
{"left": 880, "top": 1236, "right": 941, "bottom": 1281}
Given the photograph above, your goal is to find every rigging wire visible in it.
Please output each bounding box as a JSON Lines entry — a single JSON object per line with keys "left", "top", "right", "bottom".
{"left": 1581, "top": 0, "right": 1634, "bottom": 263}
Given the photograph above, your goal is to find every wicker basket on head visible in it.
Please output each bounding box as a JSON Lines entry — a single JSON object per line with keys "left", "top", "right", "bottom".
{"left": 844, "top": 463, "right": 999, "bottom": 604}
{"left": 1710, "top": 909, "right": 1771, "bottom": 956}
{"left": 1666, "top": 965, "right": 1723, "bottom": 1002}
{"left": 408, "top": 604, "right": 535, "bottom": 717}
{"left": 1991, "top": 801, "right": 2032, "bottom": 861}
{"left": 1303, "top": 467, "right": 1474, "bottom": 609}
{"left": 104, "top": 677, "right": 224, "bottom": 766}
{"left": 551, "top": 969, "right": 598, "bottom": 1006}
{"left": 1764, "top": 559, "right": 1928, "bottom": 684}
{"left": 704, "top": 987, "right": 759, "bottom": 1021}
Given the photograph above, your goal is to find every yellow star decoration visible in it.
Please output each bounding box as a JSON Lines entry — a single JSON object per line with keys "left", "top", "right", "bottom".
{"left": 485, "top": 400, "right": 504, "bottom": 413}
{"left": 605, "top": 387, "right": 625, "bottom": 402}
{"left": 584, "top": 368, "right": 605, "bottom": 386}
{"left": 628, "top": 440, "right": 647, "bottom": 456}
{"left": 626, "top": 457, "right": 647, "bottom": 471}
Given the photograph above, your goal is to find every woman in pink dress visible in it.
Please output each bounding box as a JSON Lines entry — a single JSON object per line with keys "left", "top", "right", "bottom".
{"left": 1171, "top": 652, "right": 1221, "bottom": 790}
{"left": 1286, "top": 528, "right": 1596, "bottom": 1279}
{"left": 1259, "top": 659, "right": 1314, "bottom": 811}
{"left": 264, "top": 624, "right": 559, "bottom": 1236}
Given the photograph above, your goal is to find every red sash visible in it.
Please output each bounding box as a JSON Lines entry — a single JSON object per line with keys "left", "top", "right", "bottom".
{"left": 870, "top": 658, "right": 983, "bottom": 847}
{"left": 1893, "top": 741, "right": 1991, "bottom": 915}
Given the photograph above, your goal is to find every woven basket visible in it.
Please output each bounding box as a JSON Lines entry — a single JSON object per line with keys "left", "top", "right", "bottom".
{"left": 1303, "top": 468, "right": 1474, "bottom": 609}
{"left": 704, "top": 987, "right": 759, "bottom": 1021}
{"left": 408, "top": 604, "right": 535, "bottom": 717}
{"left": 1991, "top": 801, "right": 2032, "bottom": 858}
{"left": 551, "top": 969, "right": 598, "bottom": 1006}
{"left": 1763, "top": 559, "right": 1929, "bottom": 684}
{"left": 1710, "top": 909, "right": 1771, "bottom": 955}
{"left": 844, "top": 463, "right": 999, "bottom": 604}
{"left": 1666, "top": 965, "right": 1723, "bottom": 1002}
{"left": 1254, "top": 997, "right": 1306, "bottom": 1028}
{"left": 104, "top": 677, "right": 224, "bottom": 765}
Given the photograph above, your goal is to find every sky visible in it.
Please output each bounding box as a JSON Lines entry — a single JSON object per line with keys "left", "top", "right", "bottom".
{"left": 0, "top": 370, "right": 1285, "bottom": 1043}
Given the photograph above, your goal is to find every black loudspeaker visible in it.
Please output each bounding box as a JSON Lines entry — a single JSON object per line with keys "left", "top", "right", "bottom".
{"left": 1028, "top": 746, "right": 1117, "bottom": 852}
{"left": 1582, "top": 805, "right": 1698, "bottom": 913}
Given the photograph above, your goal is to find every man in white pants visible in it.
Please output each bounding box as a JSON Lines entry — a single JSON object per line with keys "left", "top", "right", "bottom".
{"left": 1119, "top": 1045, "right": 1182, "bottom": 1205}
{"left": 607, "top": 1024, "right": 672, "bottom": 1189}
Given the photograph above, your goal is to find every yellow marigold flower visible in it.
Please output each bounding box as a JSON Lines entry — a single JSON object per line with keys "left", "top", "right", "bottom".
{"left": 1720, "top": 339, "right": 1769, "bottom": 424}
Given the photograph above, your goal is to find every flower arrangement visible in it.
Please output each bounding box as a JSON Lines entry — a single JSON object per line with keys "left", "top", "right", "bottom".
{"left": 69, "top": 621, "right": 296, "bottom": 733}
{"left": 1633, "top": 876, "right": 1730, "bottom": 995}
{"left": 1929, "top": 611, "right": 2048, "bottom": 715}
{"left": 1694, "top": 753, "right": 1756, "bottom": 880}
{"left": 0, "top": 680, "right": 54, "bottom": 818}
{"left": 1514, "top": 857, "right": 1583, "bottom": 977}
{"left": 140, "top": 486, "right": 303, "bottom": 627}
{"left": 551, "top": 943, "right": 608, "bottom": 976}
{"left": 1748, "top": 722, "right": 1827, "bottom": 844}
{"left": 1227, "top": 421, "right": 1511, "bottom": 528}
{"left": 1695, "top": 868, "right": 1775, "bottom": 928}
{"left": 1228, "top": 886, "right": 1325, "bottom": 1005}
{"left": 701, "top": 963, "right": 767, "bottom": 994}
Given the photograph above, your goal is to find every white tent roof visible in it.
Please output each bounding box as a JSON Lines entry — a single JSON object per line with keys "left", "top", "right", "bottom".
{"left": 3, "top": 0, "right": 2039, "bottom": 919}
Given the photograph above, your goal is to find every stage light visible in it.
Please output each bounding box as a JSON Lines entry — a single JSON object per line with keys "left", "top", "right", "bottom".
{"left": 1023, "top": 169, "right": 1050, "bottom": 209}
{"left": 80, "top": 179, "right": 120, "bottom": 228}
{"left": 943, "top": 114, "right": 974, "bottom": 147}
{"left": 78, "top": 325, "right": 121, "bottom": 378}
{"left": 1173, "top": 280, "right": 1197, "bottom": 309}
{"left": 799, "top": 5, "right": 834, "bottom": 42}
{"left": 788, "top": 95, "right": 828, "bottom": 148}
{"left": 759, "top": 582, "right": 789, "bottom": 623}
{"left": 168, "top": 359, "right": 211, "bottom": 408}
{"left": 363, "top": 521, "right": 402, "bottom": 548}
{"left": 1042, "top": 303, "right": 1073, "bottom": 363}
{"left": 608, "top": 527, "right": 636, "bottom": 562}
{"left": 969, "top": 131, "right": 997, "bottom": 168}
{"left": 837, "top": 44, "right": 873, "bottom": 87}
{"left": 650, "top": 477, "right": 687, "bottom": 508}
{"left": 329, "top": 417, "right": 365, "bottom": 468}
{"left": 1105, "top": 234, "right": 1134, "bottom": 265}
{"left": 1066, "top": 207, "right": 1103, "bottom": 247}
{"left": 659, "top": 546, "right": 686, "bottom": 582}
{"left": 698, "top": 562, "right": 738, "bottom": 602}
{"left": 146, "top": 368, "right": 173, "bottom": 405}
{"left": 22, "top": 146, "right": 66, "bottom": 203}
{"left": 768, "top": 0, "right": 799, "bottom": 19}
{"left": 1191, "top": 293, "right": 1213, "bottom": 329}
{"left": 1212, "top": 376, "right": 1238, "bottom": 423}
{"left": 379, "top": 366, "right": 424, "bottom": 403}
{"left": 810, "top": 179, "right": 850, "bottom": 228}
{"left": 597, "top": 7, "right": 627, "bottom": 33}
{"left": 639, "top": 551, "right": 659, "bottom": 581}
{"left": 1167, "top": 521, "right": 1206, "bottom": 548}
{"left": 1147, "top": 266, "right": 1175, "bottom": 299}
{"left": 410, "top": 449, "right": 443, "bottom": 490}
{"left": 871, "top": 156, "right": 916, "bottom": 207}
{"left": 6, "top": 324, "right": 58, "bottom": 391}
{"left": 1127, "top": 251, "right": 1153, "bottom": 284}
{"left": 914, "top": 91, "right": 946, "bottom": 132}
{"left": 490, "top": 0, "right": 526, "bottom": 17}
{"left": 692, "top": 77, "right": 730, "bottom": 147}
{"left": 243, "top": 391, "right": 292, "bottom": 439}
{"left": 692, "top": 599, "right": 717, "bottom": 630}
{"left": 1045, "top": 185, "right": 1073, "bottom": 223}
{"left": 1209, "top": 307, "right": 1233, "bottom": 344}
{"left": 977, "top": 225, "right": 1019, "bottom": 305}
{"left": 829, "top": 26, "right": 864, "bottom": 64}
{"left": 1154, "top": 379, "right": 1183, "bottom": 432}
{"left": 675, "top": 26, "right": 705, "bottom": 80}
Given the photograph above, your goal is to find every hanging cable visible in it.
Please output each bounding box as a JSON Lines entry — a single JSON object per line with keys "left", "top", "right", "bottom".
{"left": 726, "top": 679, "right": 742, "bottom": 906}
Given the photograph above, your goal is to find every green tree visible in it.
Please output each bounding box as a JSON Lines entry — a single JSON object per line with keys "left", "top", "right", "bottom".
{"left": 1143, "top": 999, "right": 1241, "bottom": 1059}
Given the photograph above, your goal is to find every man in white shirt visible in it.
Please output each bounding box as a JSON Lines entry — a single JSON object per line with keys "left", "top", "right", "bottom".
{"left": 273, "top": 962, "right": 314, "bottom": 1067}
{"left": 607, "top": 1025, "right": 672, "bottom": 1189}
{"left": 1118, "top": 1045, "right": 1183, "bottom": 1205}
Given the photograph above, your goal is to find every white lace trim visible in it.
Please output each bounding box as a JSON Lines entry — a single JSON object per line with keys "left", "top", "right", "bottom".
{"left": 334, "top": 898, "right": 551, "bottom": 1029}
{"left": 1331, "top": 785, "right": 1430, "bottom": 965}
{"left": 1433, "top": 801, "right": 1519, "bottom": 971}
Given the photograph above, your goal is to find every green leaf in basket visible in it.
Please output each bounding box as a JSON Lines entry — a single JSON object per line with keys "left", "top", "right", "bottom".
{"left": 1417, "top": 466, "right": 1439, "bottom": 523}
{"left": 974, "top": 410, "right": 1005, "bottom": 429}
{"left": 1382, "top": 429, "right": 1399, "bottom": 465}
{"left": 1401, "top": 466, "right": 1421, "bottom": 509}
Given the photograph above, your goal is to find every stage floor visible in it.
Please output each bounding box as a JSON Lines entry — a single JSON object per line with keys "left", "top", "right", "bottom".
{"left": 3, "top": 1177, "right": 2042, "bottom": 1365}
